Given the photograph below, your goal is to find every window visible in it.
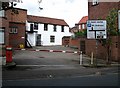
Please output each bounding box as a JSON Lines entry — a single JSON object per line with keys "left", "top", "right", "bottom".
{"left": 50, "top": 36, "right": 55, "bottom": 43}
{"left": 61, "top": 26, "right": 64, "bottom": 32}
{"left": 30, "top": 24, "right": 34, "bottom": 32}
{"left": 9, "top": 27, "right": 18, "bottom": 34}
{"left": 79, "top": 25, "right": 81, "bottom": 29}
{"left": 92, "top": 0, "right": 98, "bottom": 6}
{"left": 0, "top": 10, "right": 5, "bottom": 17}
{"left": 44, "top": 24, "right": 48, "bottom": 31}
{"left": 82, "top": 24, "right": 85, "bottom": 29}
{"left": 34, "top": 23, "right": 38, "bottom": 30}
{"left": 53, "top": 25, "right": 57, "bottom": 32}
{"left": 0, "top": 28, "right": 4, "bottom": 44}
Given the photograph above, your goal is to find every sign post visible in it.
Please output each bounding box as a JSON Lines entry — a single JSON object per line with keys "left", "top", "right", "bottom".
{"left": 87, "top": 20, "right": 107, "bottom": 66}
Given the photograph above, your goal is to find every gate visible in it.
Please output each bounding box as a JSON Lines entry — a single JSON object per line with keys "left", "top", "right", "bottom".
{"left": 80, "top": 40, "right": 86, "bottom": 54}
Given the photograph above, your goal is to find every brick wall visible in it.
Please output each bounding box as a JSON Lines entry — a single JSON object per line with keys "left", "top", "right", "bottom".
{"left": 5, "top": 8, "right": 27, "bottom": 48}
{"left": 9, "top": 23, "right": 26, "bottom": 48}
{"left": 88, "top": 2, "right": 119, "bottom": 20}
{"left": 6, "top": 8, "right": 27, "bottom": 23}
{"left": 69, "top": 38, "right": 80, "bottom": 49}
{"left": 69, "top": 36, "right": 119, "bottom": 61}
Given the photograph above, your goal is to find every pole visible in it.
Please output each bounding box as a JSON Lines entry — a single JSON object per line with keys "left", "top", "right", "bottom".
{"left": 91, "top": 52, "right": 94, "bottom": 65}
{"left": 80, "top": 51, "right": 83, "bottom": 65}
{"left": 95, "top": 40, "right": 98, "bottom": 66}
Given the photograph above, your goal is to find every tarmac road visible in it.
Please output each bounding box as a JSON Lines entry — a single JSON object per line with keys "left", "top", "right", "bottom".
{"left": 2, "top": 73, "right": 119, "bottom": 86}
{"left": 2, "top": 46, "right": 119, "bottom": 87}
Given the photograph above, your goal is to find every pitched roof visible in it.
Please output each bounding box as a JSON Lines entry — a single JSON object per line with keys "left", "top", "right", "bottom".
{"left": 78, "top": 16, "right": 88, "bottom": 24}
{"left": 27, "top": 15, "right": 69, "bottom": 26}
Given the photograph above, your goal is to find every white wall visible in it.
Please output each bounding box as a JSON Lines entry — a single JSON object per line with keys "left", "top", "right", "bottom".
{"left": 27, "top": 22, "right": 72, "bottom": 46}
{"left": 27, "top": 33, "right": 36, "bottom": 46}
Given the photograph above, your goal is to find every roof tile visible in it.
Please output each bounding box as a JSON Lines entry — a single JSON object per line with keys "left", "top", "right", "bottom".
{"left": 78, "top": 16, "right": 88, "bottom": 24}
{"left": 27, "top": 15, "right": 69, "bottom": 26}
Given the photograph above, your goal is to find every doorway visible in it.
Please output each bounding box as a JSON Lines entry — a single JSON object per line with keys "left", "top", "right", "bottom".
{"left": 36, "top": 34, "right": 41, "bottom": 46}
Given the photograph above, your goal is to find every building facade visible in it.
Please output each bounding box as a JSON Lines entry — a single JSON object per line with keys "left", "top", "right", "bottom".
{"left": 70, "top": 16, "right": 88, "bottom": 33}
{"left": 6, "top": 8, "right": 27, "bottom": 48}
{"left": 87, "top": 1, "right": 120, "bottom": 61}
{"left": 75, "top": 16, "right": 88, "bottom": 31}
{"left": 26, "top": 15, "right": 72, "bottom": 46}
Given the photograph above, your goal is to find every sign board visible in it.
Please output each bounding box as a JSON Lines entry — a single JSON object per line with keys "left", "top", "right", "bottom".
{"left": 0, "top": 0, "right": 22, "bottom": 3}
{"left": 87, "top": 20, "right": 107, "bottom": 39}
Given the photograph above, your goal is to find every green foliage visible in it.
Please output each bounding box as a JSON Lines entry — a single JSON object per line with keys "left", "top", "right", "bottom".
{"left": 74, "top": 29, "right": 87, "bottom": 37}
{"left": 106, "top": 8, "right": 118, "bottom": 36}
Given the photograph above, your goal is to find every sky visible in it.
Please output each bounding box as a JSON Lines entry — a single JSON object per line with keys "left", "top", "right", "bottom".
{"left": 16, "top": 0, "right": 88, "bottom": 27}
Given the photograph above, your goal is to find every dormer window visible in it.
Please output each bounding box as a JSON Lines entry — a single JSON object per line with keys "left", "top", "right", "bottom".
{"left": 92, "top": 0, "right": 99, "bottom": 6}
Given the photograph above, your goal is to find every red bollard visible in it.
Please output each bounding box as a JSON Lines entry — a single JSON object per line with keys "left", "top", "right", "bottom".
{"left": 6, "top": 46, "right": 13, "bottom": 63}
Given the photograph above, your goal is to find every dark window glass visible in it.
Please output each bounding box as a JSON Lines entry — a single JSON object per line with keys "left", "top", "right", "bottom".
{"left": 50, "top": 36, "right": 55, "bottom": 43}
{"left": 34, "top": 23, "right": 38, "bottom": 30}
{"left": 30, "top": 24, "right": 33, "bottom": 32}
{"left": 61, "top": 26, "right": 64, "bottom": 32}
{"left": 53, "top": 25, "right": 57, "bottom": 32}
{"left": 44, "top": 24, "right": 48, "bottom": 31}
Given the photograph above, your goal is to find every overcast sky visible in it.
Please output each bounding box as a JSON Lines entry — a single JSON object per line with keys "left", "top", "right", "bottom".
{"left": 16, "top": 0, "right": 88, "bottom": 27}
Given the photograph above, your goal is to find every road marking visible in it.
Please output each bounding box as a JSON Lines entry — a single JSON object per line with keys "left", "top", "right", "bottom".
{"left": 15, "top": 48, "right": 79, "bottom": 54}
{"left": 49, "top": 50, "right": 53, "bottom": 52}
{"left": 62, "top": 51, "right": 66, "bottom": 53}
{"left": 36, "top": 49, "right": 39, "bottom": 51}
{"left": 16, "top": 65, "right": 71, "bottom": 67}
{"left": 21, "top": 49, "right": 26, "bottom": 50}
{"left": 74, "top": 51, "right": 78, "bottom": 53}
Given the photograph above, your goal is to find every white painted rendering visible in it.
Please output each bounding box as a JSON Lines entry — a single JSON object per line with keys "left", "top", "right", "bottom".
{"left": 26, "top": 22, "right": 72, "bottom": 46}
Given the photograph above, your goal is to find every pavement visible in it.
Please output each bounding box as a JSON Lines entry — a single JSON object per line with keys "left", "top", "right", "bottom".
{"left": 2, "top": 45, "right": 120, "bottom": 80}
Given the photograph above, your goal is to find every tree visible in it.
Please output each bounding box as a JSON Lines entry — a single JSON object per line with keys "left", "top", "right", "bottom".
{"left": 100, "top": 8, "right": 118, "bottom": 64}
{"left": 74, "top": 29, "right": 87, "bottom": 38}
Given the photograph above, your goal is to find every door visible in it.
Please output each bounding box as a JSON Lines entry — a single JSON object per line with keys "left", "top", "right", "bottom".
{"left": 80, "top": 41, "right": 86, "bottom": 54}
{"left": 36, "top": 34, "right": 41, "bottom": 46}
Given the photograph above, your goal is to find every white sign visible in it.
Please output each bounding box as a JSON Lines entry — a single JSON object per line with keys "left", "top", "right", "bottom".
{"left": 87, "top": 20, "right": 107, "bottom": 39}
{"left": 0, "top": 0, "right": 22, "bottom": 3}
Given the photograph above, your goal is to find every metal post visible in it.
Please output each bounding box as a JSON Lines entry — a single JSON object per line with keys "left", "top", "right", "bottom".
{"left": 95, "top": 40, "right": 98, "bottom": 66}
{"left": 91, "top": 52, "right": 94, "bottom": 65}
{"left": 80, "top": 51, "right": 83, "bottom": 65}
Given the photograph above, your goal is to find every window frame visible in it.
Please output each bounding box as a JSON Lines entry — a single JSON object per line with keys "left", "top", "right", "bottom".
{"left": 9, "top": 27, "right": 18, "bottom": 34}
{"left": 0, "top": 10, "right": 5, "bottom": 17}
{"left": 92, "top": 0, "right": 99, "bottom": 6}
{"left": 34, "top": 23, "right": 38, "bottom": 30}
{"left": 0, "top": 28, "right": 5, "bottom": 44}
{"left": 50, "top": 35, "right": 55, "bottom": 43}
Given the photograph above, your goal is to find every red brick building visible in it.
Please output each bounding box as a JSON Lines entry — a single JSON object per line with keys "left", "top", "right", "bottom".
{"left": 6, "top": 8, "right": 27, "bottom": 48}
{"left": 75, "top": 16, "right": 88, "bottom": 31}
{"left": 0, "top": 8, "right": 27, "bottom": 52}
{"left": 70, "top": 16, "right": 88, "bottom": 33}
{"left": 87, "top": 1, "right": 120, "bottom": 61}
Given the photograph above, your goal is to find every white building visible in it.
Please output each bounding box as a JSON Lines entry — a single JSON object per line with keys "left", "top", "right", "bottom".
{"left": 26, "top": 15, "right": 72, "bottom": 46}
